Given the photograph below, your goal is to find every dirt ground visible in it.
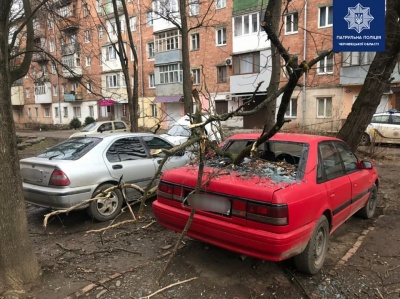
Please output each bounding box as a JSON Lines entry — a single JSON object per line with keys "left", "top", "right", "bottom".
{"left": 9, "top": 137, "right": 400, "bottom": 299}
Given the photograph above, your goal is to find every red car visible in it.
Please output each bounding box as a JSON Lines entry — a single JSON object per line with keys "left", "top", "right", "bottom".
{"left": 153, "top": 133, "right": 379, "bottom": 274}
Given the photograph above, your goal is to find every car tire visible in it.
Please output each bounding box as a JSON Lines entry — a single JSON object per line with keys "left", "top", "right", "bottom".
{"left": 87, "top": 183, "right": 123, "bottom": 222}
{"left": 359, "top": 133, "right": 370, "bottom": 146}
{"left": 294, "top": 215, "right": 329, "bottom": 274}
{"left": 356, "top": 184, "right": 378, "bottom": 219}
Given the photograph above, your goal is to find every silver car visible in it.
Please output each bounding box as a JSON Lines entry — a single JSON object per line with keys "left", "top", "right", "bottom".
{"left": 20, "top": 133, "right": 191, "bottom": 221}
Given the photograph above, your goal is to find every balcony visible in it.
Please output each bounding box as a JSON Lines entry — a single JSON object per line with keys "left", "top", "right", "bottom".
{"left": 34, "top": 82, "right": 52, "bottom": 104}
{"left": 11, "top": 85, "right": 24, "bottom": 106}
{"left": 59, "top": 15, "right": 79, "bottom": 31}
{"left": 64, "top": 90, "right": 83, "bottom": 102}
{"left": 61, "top": 43, "right": 80, "bottom": 56}
{"left": 62, "top": 66, "right": 82, "bottom": 78}
{"left": 102, "top": 1, "right": 123, "bottom": 16}
{"left": 32, "top": 52, "right": 49, "bottom": 62}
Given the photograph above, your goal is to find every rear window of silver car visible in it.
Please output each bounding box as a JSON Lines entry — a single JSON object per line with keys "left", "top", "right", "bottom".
{"left": 37, "top": 137, "right": 102, "bottom": 160}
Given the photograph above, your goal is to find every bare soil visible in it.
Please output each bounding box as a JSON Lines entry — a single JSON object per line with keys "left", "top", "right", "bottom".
{"left": 10, "top": 138, "right": 400, "bottom": 299}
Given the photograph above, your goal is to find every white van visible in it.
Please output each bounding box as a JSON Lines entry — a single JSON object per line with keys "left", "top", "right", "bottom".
{"left": 160, "top": 115, "right": 221, "bottom": 146}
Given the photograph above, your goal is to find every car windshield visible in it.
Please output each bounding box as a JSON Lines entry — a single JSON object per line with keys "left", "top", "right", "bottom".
{"left": 166, "top": 125, "right": 191, "bottom": 137}
{"left": 217, "top": 139, "right": 309, "bottom": 181}
{"left": 37, "top": 137, "right": 102, "bottom": 160}
{"left": 80, "top": 122, "right": 98, "bottom": 132}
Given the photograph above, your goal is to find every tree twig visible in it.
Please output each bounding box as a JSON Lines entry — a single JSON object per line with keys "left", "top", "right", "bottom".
{"left": 138, "top": 277, "right": 198, "bottom": 299}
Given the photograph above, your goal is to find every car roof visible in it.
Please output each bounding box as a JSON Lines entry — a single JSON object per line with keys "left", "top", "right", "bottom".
{"left": 227, "top": 133, "right": 342, "bottom": 143}
{"left": 70, "top": 132, "right": 158, "bottom": 140}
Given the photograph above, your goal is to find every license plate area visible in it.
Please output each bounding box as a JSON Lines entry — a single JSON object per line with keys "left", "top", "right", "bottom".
{"left": 186, "top": 193, "right": 231, "bottom": 216}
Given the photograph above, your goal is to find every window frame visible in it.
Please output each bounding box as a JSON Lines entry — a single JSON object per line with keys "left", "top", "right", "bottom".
{"left": 284, "top": 12, "right": 298, "bottom": 34}
{"left": 285, "top": 98, "right": 298, "bottom": 118}
{"left": 319, "top": 5, "right": 333, "bottom": 28}
{"left": 216, "top": 27, "right": 226, "bottom": 46}
{"left": 317, "top": 53, "right": 334, "bottom": 74}
{"left": 216, "top": 0, "right": 226, "bottom": 9}
{"left": 233, "top": 52, "right": 260, "bottom": 75}
{"left": 317, "top": 97, "right": 333, "bottom": 118}
{"left": 192, "top": 68, "right": 201, "bottom": 85}
{"left": 217, "top": 66, "right": 227, "bottom": 83}
{"left": 190, "top": 33, "right": 200, "bottom": 50}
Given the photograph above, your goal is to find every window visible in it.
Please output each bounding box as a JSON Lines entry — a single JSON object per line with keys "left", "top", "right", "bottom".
{"left": 130, "top": 16, "right": 136, "bottom": 31}
{"left": 106, "top": 138, "right": 147, "bottom": 162}
{"left": 189, "top": 0, "right": 199, "bottom": 16}
{"left": 318, "top": 53, "right": 334, "bottom": 74}
{"left": 34, "top": 84, "right": 46, "bottom": 95}
{"left": 49, "top": 39, "right": 55, "bottom": 52}
{"left": 51, "top": 64, "right": 56, "bottom": 74}
{"left": 84, "top": 30, "right": 90, "bottom": 43}
{"left": 216, "top": 0, "right": 226, "bottom": 9}
{"left": 216, "top": 100, "right": 228, "bottom": 114}
{"left": 318, "top": 142, "right": 344, "bottom": 181}
{"left": 217, "top": 66, "right": 227, "bottom": 83}
{"left": 106, "top": 74, "right": 120, "bottom": 88}
{"left": 147, "top": 42, "right": 155, "bottom": 58}
{"left": 98, "top": 25, "right": 103, "bottom": 39}
{"left": 83, "top": 3, "right": 89, "bottom": 17}
{"left": 319, "top": 6, "right": 333, "bottom": 28}
{"left": 336, "top": 142, "right": 358, "bottom": 173}
{"left": 191, "top": 33, "right": 199, "bottom": 50}
{"left": 151, "top": 104, "right": 157, "bottom": 117}
{"left": 96, "top": 0, "right": 102, "bottom": 13}
{"left": 62, "top": 84, "right": 67, "bottom": 94}
{"left": 317, "top": 97, "right": 332, "bottom": 118}
{"left": 114, "top": 122, "right": 127, "bottom": 130}
{"left": 149, "top": 73, "right": 155, "bottom": 88}
{"left": 73, "top": 106, "right": 81, "bottom": 118}
{"left": 285, "top": 12, "right": 298, "bottom": 34}
{"left": 53, "top": 85, "right": 58, "bottom": 96}
{"left": 192, "top": 69, "right": 200, "bottom": 85}
{"left": 342, "top": 52, "right": 375, "bottom": 66}
{"left": 27, "top": 108, "right": 31, "bottom": 117}
{"left": 55, "top": 107, "right": 59, "bottom": 118}
{"left": 35, "top": 107, "right": 39, "bottom": 117}
{"left": 285, "top": 98, "right": 298, "bottom": 117}
{"left": 106, "top": 45, "right": 117, "bottom": 60}
{"left": 44, "top": 108, "right": 50, "bottom": 117}
{"left": 155, "top": 30, "right": 181, "bottom": 53}
{"left": 89, "top": 106, "right": 94, "bottom": 117}
{"left": 233, "top": 52, "right": 260, "bottom": 74}
{"left": 234, "top": 13, "right": 259, "bottom": 36}
{"left": 159, "top": 63, "right": 183, "bottom": 84}
{"left": 85, "top": 55, "right": 91, "bottom": 66}
{"left": 87, "top": 81, "right": 92, "bottom": 93}
{"left": 25, "top": 88, "right": 30, "bottom": 98}
{"left": 216, "top": 27, "right": 226, "bottom": 46}
{"left": 146, "top": 11, "right": 153, "bottom": 26}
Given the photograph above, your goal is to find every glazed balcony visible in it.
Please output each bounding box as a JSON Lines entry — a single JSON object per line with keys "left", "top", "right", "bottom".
{"left": 61, "top": 43, "right": 80, "bottom": 56}
{"left": 32, "top": 52, "right": 50, "bottom": 62}
{"left": 59, "top": 15, "right": 79, "bottom": 31}
{"left": 34, "top": 82, "right": 52, "bottom": 104}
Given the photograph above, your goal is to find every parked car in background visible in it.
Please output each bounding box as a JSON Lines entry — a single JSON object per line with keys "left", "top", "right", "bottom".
{"left": 70, "top": 120, "right": 129, "bottom": 138}
{"left": 360, "top": 109, "right": 400, "bottom": 145}
{"left": 160, "top": 115, "right": 221, "bottom": 146}
{"left": 20, "top": 133, "right": 191, "bottom": 221}
{"left": 153, "top": 133, "right": 379, "bottom": 274}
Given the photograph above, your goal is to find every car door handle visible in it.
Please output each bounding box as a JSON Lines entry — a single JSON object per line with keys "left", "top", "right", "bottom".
{"left": 112, "top": 164, "right": 123, "bottom": 169}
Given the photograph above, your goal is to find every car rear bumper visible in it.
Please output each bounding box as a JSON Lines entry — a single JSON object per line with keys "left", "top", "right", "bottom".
{"left": 23, "top": 183, "right": 96, "bottom": 210}
{"left": 152, "top": 200, "right": 316, "bottom": 262}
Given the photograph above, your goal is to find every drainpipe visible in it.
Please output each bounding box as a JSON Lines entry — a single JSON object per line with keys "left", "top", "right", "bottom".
{"left": 138, "top": 0, "right": 145, "bottom": 128}
{"left": 302, "top": 0, "right": 307, "bottom": 127}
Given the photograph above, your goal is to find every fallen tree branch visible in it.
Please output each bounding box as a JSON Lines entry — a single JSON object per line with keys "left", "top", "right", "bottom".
{"left": 86, "top": 220, "right": 137, "bottom": 234}
{"left": 138, "top": 277, "right": 198, "bottom": 299}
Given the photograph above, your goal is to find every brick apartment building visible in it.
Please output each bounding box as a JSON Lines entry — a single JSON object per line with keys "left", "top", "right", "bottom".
{"left": 10, "top": 0, "right": 400, "bottom": 132}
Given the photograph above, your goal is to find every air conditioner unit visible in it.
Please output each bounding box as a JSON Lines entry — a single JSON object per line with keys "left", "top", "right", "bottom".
{"left": 225, "top": 57, "right": 232, "bottom": 66}
{"left": 225, "top": 94, "right": 230, "bottom": 100}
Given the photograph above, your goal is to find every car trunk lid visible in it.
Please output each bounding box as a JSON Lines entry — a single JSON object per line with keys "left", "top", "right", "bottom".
{"left": 20, "top": 158, "right": 66, "bottom": 186}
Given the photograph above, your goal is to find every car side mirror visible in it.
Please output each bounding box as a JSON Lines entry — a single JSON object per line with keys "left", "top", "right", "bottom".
{"left": 175, "top": 150, "right": 185, "bottom": 157}
{"left": 360, "top": 160, "right": 373, "bottom": 169}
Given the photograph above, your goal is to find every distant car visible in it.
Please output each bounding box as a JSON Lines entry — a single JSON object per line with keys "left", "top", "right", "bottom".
{"left": 153, "top": 133, "right": 379, "bottom": 274}
{"left": 160, "top": 115, "right": 221, "bottom": 146}
{"left": 360, "top": 109, "right": 400, "bottom": 145}
{"left": 70, "top": 121, "right": 129, "bottom": 138}
{"left": 20, "top": 133, "right": 191, "bottom": 221}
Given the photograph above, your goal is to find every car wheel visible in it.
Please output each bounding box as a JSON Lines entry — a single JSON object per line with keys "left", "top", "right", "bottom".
{"left": 356, "top": 184, "right": 378, "bottom": 219}
{"left": 294, "top": 215, "right": 329, "bottom": 274}
{"left": 359, "top": 133, "right": 370, "bottom": 146}
{"left": 87, "top": 183, "right": 123, "bottom": 222}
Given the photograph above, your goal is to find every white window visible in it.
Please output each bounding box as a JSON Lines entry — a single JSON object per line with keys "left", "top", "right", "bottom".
{"left": 84, "top": 30, "right": 90, "bottom": 43}
{"left": 155, "top": 30, "right": 181, "bottom": 53}
{"left": 189, "top": 0, "right": 199, "bottom": 16}
{"left": 44, "top": 108, "right": 50, "bottom": 117}
{"left": 318, "top": 53, "right": 334, "bottom": 74}
{"left": 106, "top": 74, "right": 120, "bottom": 88}
{"left": 25, "top": 88, "right": 30, "bottom": 98}
{"left": 54, "top": 107, "right": 59, "bottom": 118}
{"left": 96, "top": 0, "right": 102, "bottom": 13}
{"left": 130, "top": 16, "right": 136, "bottom": 31}
{"left": 51, "top": 64, "right": 56, "bottom": 74}
{"left": 285, "top": 98, "right": 298, "bottom": 118}
{"left": 87, "top": 81, "right": 92, "bottom": 93}
{"left": 217, "top": 66, "right": 227, "bottom": 83}
{"left": 216, "top": 28, "right": 226, "bottom": 46}
{"left": 319, "top": 6, "right": 333, "bottom": 28}
{"left": 83, "top": 3, "right": 89, "bottom": 17}
{"left": 147, "top": 42, "right": 155, "bottom": 58}
{"left": 233, "top": 52, "right": 260, "bottom": 74}
{"left": 85, "top": 55, "right": 91, "bottom": 66}
{"left": 149, "top": 73, "right": 155, "bottom": 88}
{"left": 159, "top": 63, "right": 183, "bottom": 84}
{"left": 151, "top": 104, "right": 157, "bottom": 117}
{"left": 106, "top": 46, "right": 117, "bottom": 60}
{"left": 89, "top": 105, "right": 94, "bottom": 117}
{"left": 53, "top": 85, "right": 58, "bottom": 96}
{"left": 34, "top": 84, "right": 46, "bottom": 95}
{"left": 62, "top": 84, "right": 66, "bottom": 94}
{"left": 73, "top": 106, "right": 81, "bottom": 118}
{"left": 192, "top": 68, "right": 200, "bottom": 85}
{"left": 98, "top": 25, "right": 103, "bottom": 39}
{"left": 27, "top": 108, "right": 31, "bottom": 117}
{"left": 191, "top": 33, "right": 199, "bottom": 50}
{"left": 234, "top": 13, "right": 259, "bottom": 36}
{"left": 49, "top": 39, "right": 55, "bottom": 52}
{"left": 342, "top": 52, "right": 375, "bottom": 66}
{"left": 35, "top": 107, "right": 39, "bottom": 117}
{"left": 285, "top": 12, "right": 298, "bottom": 34}
{"left": 146, "top": 11, "right": 153, "bottom": 26}
{"left": 216, "top": 0, "right": 226, "bottom": 9}
{"left": 63, "top": 107, "right": 68, "bottom": 118}
{"left": 317, "top": 97, "right": 332, "bottom": 118}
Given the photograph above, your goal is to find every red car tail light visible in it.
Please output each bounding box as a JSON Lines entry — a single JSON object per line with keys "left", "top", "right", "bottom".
{"left": 49, "top": 169, "right": 70, "bottom": 186}
{"left": 157, "top": 182, "right": 184, "bottom": 202}
{"left": 247, "top": 202, "right": 288, "bottom": 225}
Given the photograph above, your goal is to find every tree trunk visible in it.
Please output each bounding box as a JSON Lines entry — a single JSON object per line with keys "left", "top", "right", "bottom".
{"left": 337, "top": 0, "right": 400, "bottom": 151}
{"left": 0, "top": 2, "right": 40, "bottom": 291}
